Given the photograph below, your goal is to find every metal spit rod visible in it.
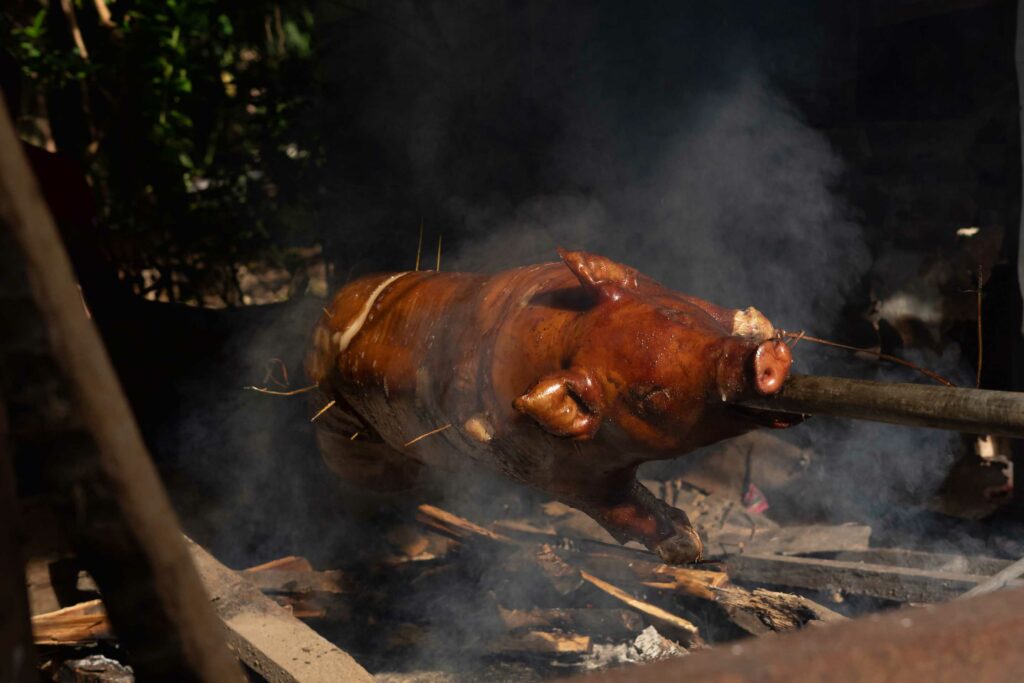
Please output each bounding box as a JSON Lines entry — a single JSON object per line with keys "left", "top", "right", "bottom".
{"left": 738, "top": 374, "right": 1024, "bottom": 439}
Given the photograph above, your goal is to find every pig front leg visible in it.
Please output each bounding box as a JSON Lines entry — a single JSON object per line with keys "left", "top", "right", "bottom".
{"left": 574, "top": 475, "right": 704, "bottom": 565}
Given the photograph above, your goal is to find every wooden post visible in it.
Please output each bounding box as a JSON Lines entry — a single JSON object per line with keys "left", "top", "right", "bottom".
{"left": 1012, "top": 0, "right": 1024, "bottom": 510}
{"left": 0, "top": 396, "right": 36, "bottom": 683}
{"left": 187, "top": 538, "right": 375, "bottom": 683}
{"left": 0, "top": 94, "right": 240, "bottom": 681}
{"left": 739, "top": 374, "right": 1024, "bottom": 438}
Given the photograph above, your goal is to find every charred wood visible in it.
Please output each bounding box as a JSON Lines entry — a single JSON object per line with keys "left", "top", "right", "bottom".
{"left": 725, "top": 552, "right": 1024, "bottom": 603}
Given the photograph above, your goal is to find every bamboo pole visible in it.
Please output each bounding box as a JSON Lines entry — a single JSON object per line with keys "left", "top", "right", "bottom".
{"left": 738, "top": 374, "right": 1024, "bottom": 438}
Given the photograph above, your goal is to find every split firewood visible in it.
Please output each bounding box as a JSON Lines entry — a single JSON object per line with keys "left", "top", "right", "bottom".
{"left": 241, "top": 555, "right": 354, "bottom": 619}
{"left": 521, "top": 539, "right": 729, "bottom": 603}
{"left": 571, "top": 551, "right": 727, "bottom": 600}
{"left": 31, "top": 599, "right": 112, "bottom": 645}
{"left": 709, "top": 586, "right": 845, "bottom": 636}
{"left": 487, "top": 630, "right": 592, "bottom": 655}
{"left": 489, "top": 515, "right": 667, "bottom": 563}
{"left": 416, "top": 503, "right": 842, "bottom": 643}
{"left": 416, "top": 505, "right": 701, "bottom": 645}
{"left": 244, "top": 569, "right": 350, "bottom": 595}
{"left": 959, "top": 554, "right": 1024, "bottom": 600}
{"left": 244, "top": 555, "right": 314, "bottom": 573}
{"left": 493, "top": 518, "right": 559, "bottom": 536}
{"left": 416, "top": 504, "right": 513, "bottom": 544}
{"left": 578, "top": 570, "right": 700, "bottom": 645}
{"left": 535, "top": 544, "right": 586, "bottom": 595}
{"left": 497, "top": 531, "right": 846, "bottom": 636}
{"left": 270, "top": 596, "right": 329, "bottom": 620}
{"left": 496, "top": 606, "right": 645, "bottom": 640}
{"left": 384, "top": 524, "right": 458, "bottom": 562}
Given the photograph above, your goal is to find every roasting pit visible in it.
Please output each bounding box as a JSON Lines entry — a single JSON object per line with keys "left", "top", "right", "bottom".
{"left": 26, "top": 427, "right": 1024, "bottom": 682}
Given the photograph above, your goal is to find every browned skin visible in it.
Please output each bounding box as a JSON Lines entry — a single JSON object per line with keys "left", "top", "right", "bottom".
{"left": 307, "top": 249, "right": 796, "bottom": 564}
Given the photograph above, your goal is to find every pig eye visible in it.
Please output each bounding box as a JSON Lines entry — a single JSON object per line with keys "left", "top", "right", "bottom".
{"left": 634, "top": 385, "right": 671, "bottom": 415}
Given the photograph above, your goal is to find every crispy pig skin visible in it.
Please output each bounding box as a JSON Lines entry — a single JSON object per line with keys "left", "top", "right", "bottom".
{"left": 307, "top": 249, "right": 794, "bottom": 564}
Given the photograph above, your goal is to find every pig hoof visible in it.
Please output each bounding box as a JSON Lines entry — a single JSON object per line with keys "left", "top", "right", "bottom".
{"left": 654, "top": 528, "right": 703, "bottom": 565}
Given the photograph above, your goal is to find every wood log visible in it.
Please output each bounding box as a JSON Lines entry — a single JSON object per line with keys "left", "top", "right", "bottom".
{"left": 827, "top": 548, "right": 1011, "bottom": 576}
{"left": 738, "top": 374, "right": 1024, "bottom": 437}
{"left": 186, "top": 538, "right": 374, "bottom": 683}
{"left": 416, "top": 504, "right": 513, "bottom": 544}
{"left": 31, "top": 599, "right": 112, "bottom": 645}
{"left": 264, "top": 595, "right": 331, "bottom": 620}
{"left": 569, "top": 551, "right": 727, "bottom": 600}
{"left": 244, "top": 556, "right": 314, "bottom": 573}
{"left": 416, "top": 505, "right": 702, "bottom": 644}
{"left": 0, "top": 396, "right": 35, "bottom": 683}
{"left": 725, "top": 552, "right": 1024, "bottom": 603}
{"left": 242, "top": 556, "right": 348, "bottom": 618}
{"left": 578, "top": 570, "right": 700, "bottom": 645}
{"left": 568, "top": 580, "right": 1024, "bottom": 683}
{"left": 487, "top": 630, "right": 592, "bottom": 655}
{"left": 501, "top": 499, "right": 870, "bottom": 560}
{"left": 958, "top": 554, "right": 1024, "bottom": 600}
{"left": 496, "top": 606, "right": 645, "bottom": 640}
{"left": 709, "top": 586, "right": 844, "bottom": 637}
{"left": 243, "top": 569, "right": 350, "bottom": 595}
{"left": 741, "top": 524, "right": 872, "bottom": 556}
{"left": 0, "top": 92, "right": 240, "bottom": 681}
{"left": 535, "top": 544, "right": 587, "bottom": 595}
{"left": 418, "top": 504, "right": 837, "bottom": 639}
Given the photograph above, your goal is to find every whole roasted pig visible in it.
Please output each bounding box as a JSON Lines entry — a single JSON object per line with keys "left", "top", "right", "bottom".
{"left": 306, "top": 249, "right": 798, "bottom": 564}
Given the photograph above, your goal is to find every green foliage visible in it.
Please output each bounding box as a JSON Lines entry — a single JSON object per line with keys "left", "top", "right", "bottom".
{"left": 10, "top": 8, "right": 93, "bottom": 85}
{"left": 4, "top": 0, "right": 323, "bottom": 306}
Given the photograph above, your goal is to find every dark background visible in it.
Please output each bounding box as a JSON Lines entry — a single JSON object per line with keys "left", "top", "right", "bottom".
{"left": 3, "top": 0, "right": 1022, "bottom": 565}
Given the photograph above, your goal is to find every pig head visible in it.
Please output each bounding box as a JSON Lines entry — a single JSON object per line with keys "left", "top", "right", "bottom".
{"left": 505, "top": 249, "right": 796, "bottom": 562}
{"left": 309, "top": 248, "right": 800, "bottom": 565}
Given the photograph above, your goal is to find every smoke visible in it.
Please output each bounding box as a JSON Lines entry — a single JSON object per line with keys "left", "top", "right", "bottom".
{"left": 156, "top": 2, "right": 995, "bottom": 674}
{"left": 446, "top": 70, "right": 976, "bottom": 548}
{"left": 450, "top": 74, "right": 869, "bottom": 333}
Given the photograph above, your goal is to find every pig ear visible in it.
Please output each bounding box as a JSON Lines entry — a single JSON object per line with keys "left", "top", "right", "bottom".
{"left": 514, "top": 368, "right": 603, "bottom": 439}
{"left": 557, "top": 248, "right": 639, "bottom": 300}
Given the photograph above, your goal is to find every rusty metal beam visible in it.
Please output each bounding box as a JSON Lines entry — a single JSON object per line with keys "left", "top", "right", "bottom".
{"left": 564, "top": 586, "right": 1024, "bottom": 683}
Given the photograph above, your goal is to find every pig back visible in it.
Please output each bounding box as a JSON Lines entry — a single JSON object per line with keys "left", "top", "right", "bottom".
{"left": 307, "top": 263, "right": 584, "bottom": 479}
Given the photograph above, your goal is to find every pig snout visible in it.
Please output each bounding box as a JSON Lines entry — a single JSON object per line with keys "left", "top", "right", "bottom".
{"left": 715, "top": 336, "right": 793, "bottom": 402}
{"left": 752, "top": 339, "right": 791, "bottom": 395}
